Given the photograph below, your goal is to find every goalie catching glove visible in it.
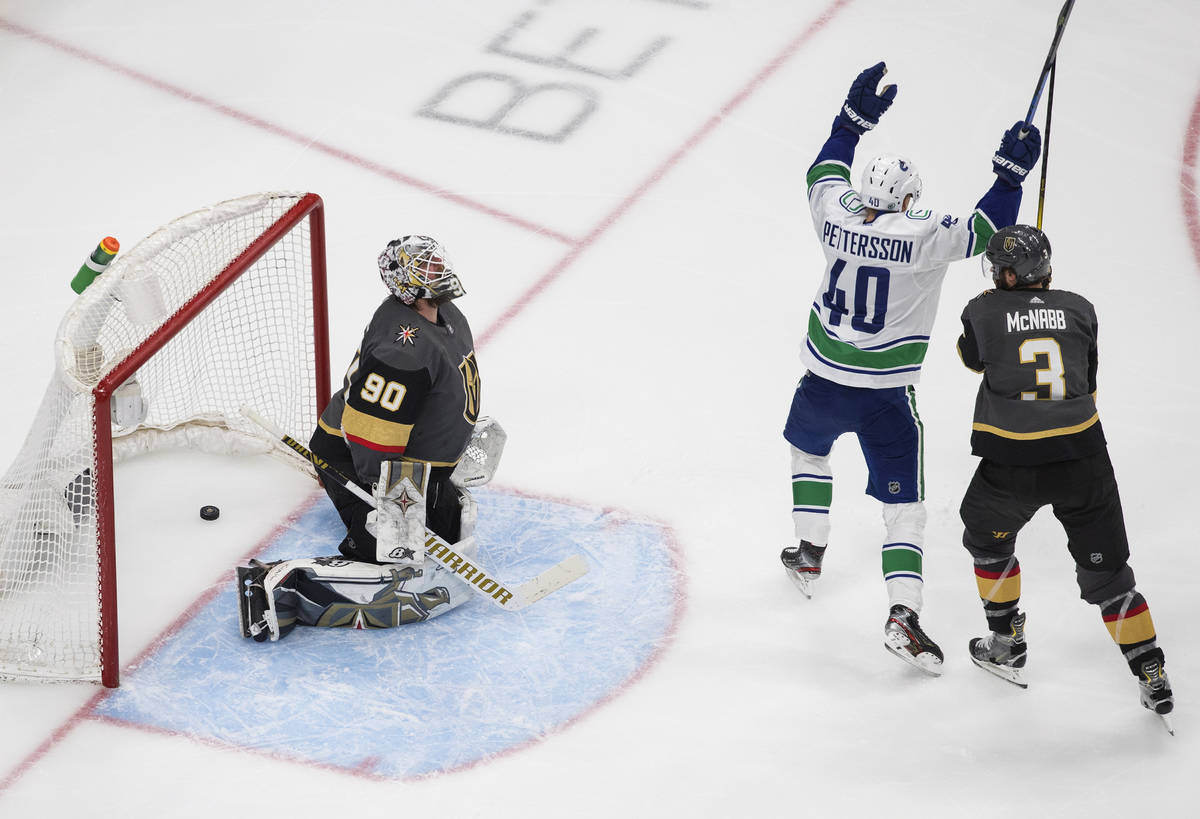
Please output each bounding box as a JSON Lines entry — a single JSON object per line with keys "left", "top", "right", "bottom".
{"left": 450, "top": 416, "right": 506, "bottom": 488}
{"left": 367, "top": 460, "right": 429, "bottom": 567}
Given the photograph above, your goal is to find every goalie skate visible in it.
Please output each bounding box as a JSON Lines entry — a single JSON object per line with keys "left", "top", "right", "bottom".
{"left": 968, "top": 612, "right": 1028, "bottom": 689}
{"left": 236, "top": 561, "right": 276, "bottom": 642}
{"left": 780, "top": 541, "right": 826, "bottom": 599}
{"left": 883, "top": 604, "right": 944, "bottom": 676}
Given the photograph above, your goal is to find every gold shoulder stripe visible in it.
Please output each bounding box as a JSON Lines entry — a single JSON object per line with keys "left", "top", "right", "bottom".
{"left": 972, "top": 413, "right": 1099, "bottom": 440}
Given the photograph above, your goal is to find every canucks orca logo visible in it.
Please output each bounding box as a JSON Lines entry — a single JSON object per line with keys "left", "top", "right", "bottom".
{"left": 898, "top": 160, "right": 909, "bottom": 171}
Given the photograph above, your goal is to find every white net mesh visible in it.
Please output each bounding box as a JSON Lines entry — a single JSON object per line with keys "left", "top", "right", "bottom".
{"left": 0, "top": 192, "right": 323, "bottom": 683}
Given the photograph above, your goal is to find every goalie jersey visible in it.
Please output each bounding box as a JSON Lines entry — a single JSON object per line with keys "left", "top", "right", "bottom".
{"left": 317, "top": 297, "right": 481, "bottom": 484}
{"left": 957, "top": 287, "right": 1106, "bottom": 466}
{"left": 801, "top": 124, "right": 1020, "bottom": 388}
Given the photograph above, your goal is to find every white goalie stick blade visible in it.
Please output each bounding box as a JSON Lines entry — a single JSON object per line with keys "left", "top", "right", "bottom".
{"left": 240, "top": 405, "right": 589, "bottom": 612}
{"left": 510, "top": 553, "right": 590, "bottom": 610}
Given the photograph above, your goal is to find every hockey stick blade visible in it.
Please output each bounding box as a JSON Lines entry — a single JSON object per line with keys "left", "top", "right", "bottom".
{"left": 509, "top": 553, "right": 590, "bottom": 610}
{"left": 240, "top": 405, "right": 589, "bottom": 611}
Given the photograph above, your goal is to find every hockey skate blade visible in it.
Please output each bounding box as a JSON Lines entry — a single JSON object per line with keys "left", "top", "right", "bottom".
{"left": 883, "top": 632, "right": 943, "bottom": 677}
{"left": 784, "top": 568, "right": 816, "bottom": 599}
{"left": 1159, "top": 713, "right": 1175, "bottom": 736}
{"left": 970, "top": 655, "right": 1028, "bottom": 689}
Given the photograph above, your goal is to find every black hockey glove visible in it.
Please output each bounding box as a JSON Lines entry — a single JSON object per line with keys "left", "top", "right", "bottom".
{"left": 992, "top": 122, "right": 1042, "bottom": 186}
{"left": 838, "top": 61, "right": 897, "bottom": 134}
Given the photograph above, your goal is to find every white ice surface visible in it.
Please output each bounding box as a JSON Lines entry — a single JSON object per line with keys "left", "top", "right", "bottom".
{"left": 2, "top": 0, "right": 1198, "bottom": 816}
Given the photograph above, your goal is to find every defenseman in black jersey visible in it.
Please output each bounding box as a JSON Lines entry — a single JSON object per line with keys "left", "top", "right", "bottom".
{"left": 237, "top": 235, "right": 501, "bottom": 641}
{"left": 956, "top": 225, "right": 1173, "bottom": 729}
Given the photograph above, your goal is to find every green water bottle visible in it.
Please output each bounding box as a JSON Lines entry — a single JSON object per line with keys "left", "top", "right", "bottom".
{"left": 70, "top": 236, "right": 120, "bottom": 294}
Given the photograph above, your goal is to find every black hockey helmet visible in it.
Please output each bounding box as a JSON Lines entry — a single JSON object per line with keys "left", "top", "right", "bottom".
{"left": 983, "top": 224, "right": 1052, "bottom": 289}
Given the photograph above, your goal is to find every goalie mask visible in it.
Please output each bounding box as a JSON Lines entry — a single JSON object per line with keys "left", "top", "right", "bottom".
{"left": 378, "top": 235, "right": 465, "bottom": 305}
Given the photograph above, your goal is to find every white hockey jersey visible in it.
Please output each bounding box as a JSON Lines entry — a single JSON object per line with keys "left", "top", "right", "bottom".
{"left": 801, "top": 157, "right": 1009, "bottom": 388}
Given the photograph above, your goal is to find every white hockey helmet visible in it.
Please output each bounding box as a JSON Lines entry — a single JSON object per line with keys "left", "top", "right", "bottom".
{"left": 860, "top": 154, "right": 922, "bottom": 212}
{"left": 378, "top": 235, "right": 465, "bottom": 305}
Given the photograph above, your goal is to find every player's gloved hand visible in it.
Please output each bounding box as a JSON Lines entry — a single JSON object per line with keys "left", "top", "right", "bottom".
{"left": 838, "top": 61, "right": 897, "bottom": 134}
{"left": 992, "top": 122, "right": 1042, "bottom": 186}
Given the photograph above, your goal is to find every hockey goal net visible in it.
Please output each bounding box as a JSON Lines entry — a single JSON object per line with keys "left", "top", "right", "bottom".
{"left": 0, "top": 192, "right": 329, "bottom": 687}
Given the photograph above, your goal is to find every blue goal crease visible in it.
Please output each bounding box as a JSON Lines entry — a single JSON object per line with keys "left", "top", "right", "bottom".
{"left": 94, "top": 489, "right": 679, "bottom": 780}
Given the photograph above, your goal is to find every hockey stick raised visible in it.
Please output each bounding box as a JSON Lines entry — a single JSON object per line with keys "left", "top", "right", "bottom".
{"left": 1036, "top": 61, "right": 1057, "bottom": 229}
{"left": 240, "top": 406, "right": 588, "bottom": 611}
{"left": 1020, "top": 0, "right": 1075, "bottom": 137}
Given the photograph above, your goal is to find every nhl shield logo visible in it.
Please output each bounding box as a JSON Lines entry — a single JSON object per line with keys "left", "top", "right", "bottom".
{"left": 1003, "top": 235, "right": 1017, "bottom": 252}
{"left": 1090, "top": 552, "right": 1103, "bottom": 564}
{"left": 888, "top": 481, "right": 901, "bottom": 495}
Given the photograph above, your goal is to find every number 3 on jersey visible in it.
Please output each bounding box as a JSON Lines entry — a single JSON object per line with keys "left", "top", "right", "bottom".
{"left": 822, "top": 260, "right": 890, "bottom": 334}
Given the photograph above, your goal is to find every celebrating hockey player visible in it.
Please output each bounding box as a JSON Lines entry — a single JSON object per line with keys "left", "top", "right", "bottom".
{"left": 957, "top": 225, "right": 1174, "bottom": 730}
{"left": 781, "top": 61, "right": 1041, "bottom": 675}
{"left": 237, "top": 235, "right": 498, "bottom": 641}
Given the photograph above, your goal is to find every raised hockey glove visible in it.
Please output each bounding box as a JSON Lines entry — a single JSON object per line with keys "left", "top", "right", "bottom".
{"left": 992, "top": 121, "right": 1042, "bottom": 186}
{"left": 838, "top": 61, "right": 897, "bottom": 134}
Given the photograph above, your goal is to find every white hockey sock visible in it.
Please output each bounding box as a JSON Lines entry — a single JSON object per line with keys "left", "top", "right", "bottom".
{"left": 882, "top": 502, "right": 926, "bottom": 611}
{"left": 790, "top": 445, "right": 833, "bottom": 545}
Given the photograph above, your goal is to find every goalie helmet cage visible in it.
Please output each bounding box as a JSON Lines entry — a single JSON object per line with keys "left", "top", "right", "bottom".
{"left": 0, "top": 192, "right": 330, "bottom": 688}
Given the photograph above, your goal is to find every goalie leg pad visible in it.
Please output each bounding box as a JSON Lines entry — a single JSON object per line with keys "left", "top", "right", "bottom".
{"left": 264, "top": 556, "right": 470, "bottom": 633}
{"left": 236, "top": 562, "right": 279, "bottom": 642}
{"left": 458, "top": 488, "right": 477, "bottom": 540}
{"left": 370, "top": 460, "right": 429, "bottom": 566}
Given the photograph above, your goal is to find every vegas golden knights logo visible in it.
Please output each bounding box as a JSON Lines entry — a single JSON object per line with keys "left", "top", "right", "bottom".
{"left": 459, "top": 351, "right": 481, "bottom": 423}
{"left": 1003, "top": 236, "right": 1017, "bottom": 252}
{"left": 992, "top": 531, "right": 1011, "bottom": 540}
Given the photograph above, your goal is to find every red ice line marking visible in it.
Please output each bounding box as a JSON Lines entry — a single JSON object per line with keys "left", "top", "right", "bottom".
{"left": 0, "top": 0, "right": 851, "bottom": 794}
{"left": 0, "top": 17, "right": 575, "bottom": 247}
{"left": 0, "top": 493, "right": 323, "bottom": 796}
{"left": 478, "top": 0, "right": 855, "bottom": 348}
{"left": 1182, "top": 82, "right": 1200, "bottom": 272}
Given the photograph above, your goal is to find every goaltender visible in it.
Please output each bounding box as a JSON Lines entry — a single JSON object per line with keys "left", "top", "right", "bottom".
{"left": 236, "top": 235, "right": 502, "bottom": 641}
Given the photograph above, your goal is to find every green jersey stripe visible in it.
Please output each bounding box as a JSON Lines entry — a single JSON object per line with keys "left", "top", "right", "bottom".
{"left": 807, "top": 310, "right": 929, "bottom": 370}
{"left": 807, "top": 161, "right": 850, "bottom": 191}
{"left": 970, "top": 210, "right": 997, "bottom": 256}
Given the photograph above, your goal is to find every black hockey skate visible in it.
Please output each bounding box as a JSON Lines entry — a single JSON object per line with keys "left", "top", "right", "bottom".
{"left": 236, "top": 561, "right": 275, "bottom": 642}
{"left": 969, "top": 611, "right": 1028, "bottom": 689}
{"left": 780, "top": 541, "right": 827, "bottom": 599}
{"left": 1138, "top": 658, "right": 1175, "bottom": 735}
{"left": 883, "top": 604, "right": 944, "bottom": 676}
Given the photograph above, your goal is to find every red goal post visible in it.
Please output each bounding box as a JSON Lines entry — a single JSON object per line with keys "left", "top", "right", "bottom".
{"left": 0, "top": 192, "right": 330, "bottom": 687}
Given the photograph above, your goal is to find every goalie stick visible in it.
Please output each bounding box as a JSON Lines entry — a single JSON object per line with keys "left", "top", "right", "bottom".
{"left": 240, "top": 406, "right": 588, "bottom": 611}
